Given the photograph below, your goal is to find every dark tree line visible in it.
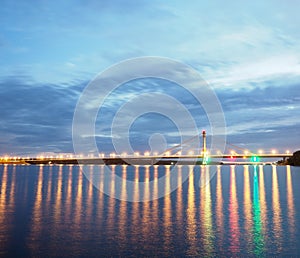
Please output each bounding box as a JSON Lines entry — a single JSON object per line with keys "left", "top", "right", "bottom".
{"left": 287, "top": 150, "right": 300, "bottom": 166}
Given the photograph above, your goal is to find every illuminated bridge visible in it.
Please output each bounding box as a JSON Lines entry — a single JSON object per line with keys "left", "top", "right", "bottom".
{"left": 0, "top": 131, "right": 293, "bottom": 165}
{"left": 1, "top": 152, "right": 291, "bottom": 166}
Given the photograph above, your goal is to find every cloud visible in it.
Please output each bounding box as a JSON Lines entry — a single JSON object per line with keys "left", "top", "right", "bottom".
{"left": 1, "top": 1, "right": 300, "bottom": 154}
{"left": 0, "top": 77, "right": 86, "bottom": 155}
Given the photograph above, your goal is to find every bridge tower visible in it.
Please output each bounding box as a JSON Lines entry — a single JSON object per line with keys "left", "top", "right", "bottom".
{"left": 202, "top": 130, "right": 206, "bottom": 153}
{"left": 202, "top": 130, "right": 208, "bottom": 165}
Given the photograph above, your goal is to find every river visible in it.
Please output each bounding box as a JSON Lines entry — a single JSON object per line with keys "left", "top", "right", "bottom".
{"left": 0, "top": 164, "right": 299, "bottom": 256}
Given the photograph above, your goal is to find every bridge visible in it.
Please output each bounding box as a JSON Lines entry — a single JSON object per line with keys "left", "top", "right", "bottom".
{"left": 0, "top": 152, "right": 291, "bottom": 166}
{"left": 0, "top": 131, "right": 293, "bottom": 165}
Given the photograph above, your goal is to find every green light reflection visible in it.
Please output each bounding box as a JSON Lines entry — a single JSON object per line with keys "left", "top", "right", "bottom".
{"left": 252, "top": 165, "right": 264, "bottom": 255}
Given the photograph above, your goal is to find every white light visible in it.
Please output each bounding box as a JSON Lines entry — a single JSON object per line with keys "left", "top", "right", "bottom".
{"left": 144, "top": 151, "right": 150, "bottom": 156}
{"left": 134, "top": 152, "right": 140, "bottom": 156}
{"left": 188, "top": 150, "right": 194, "bottom": 155}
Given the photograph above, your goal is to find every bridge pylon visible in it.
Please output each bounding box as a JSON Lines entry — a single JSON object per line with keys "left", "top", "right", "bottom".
{"left": 202, "top": 130, "right": 208, "bottom": 165}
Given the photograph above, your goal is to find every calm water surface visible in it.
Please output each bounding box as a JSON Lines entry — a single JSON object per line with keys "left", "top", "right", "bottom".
{"left": 0, "top": 164, "right": 300, "bottom": 257}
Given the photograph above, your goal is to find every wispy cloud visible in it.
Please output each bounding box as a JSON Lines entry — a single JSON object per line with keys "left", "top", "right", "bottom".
{"left": 0, "top": 1, "right": 300, "bottom": 154}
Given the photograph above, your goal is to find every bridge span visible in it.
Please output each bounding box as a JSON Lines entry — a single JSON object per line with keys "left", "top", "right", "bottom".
{"left": 18, "top": 152, "right": 292, "bottom": 165}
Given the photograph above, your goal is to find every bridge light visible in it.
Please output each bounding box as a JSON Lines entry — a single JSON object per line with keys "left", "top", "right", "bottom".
{"left": 271, "top": 149, "right": 276, "bottom": 154}
{"left": 244, "top": 150, "right": 249, "bottom": 155}
{"left": 134, "top": 152, "right": 140, "bottom": 156}
{"left": 188, "top": 150, "right": 194, "bottom": 155}
{"left": 251, "top": 155, "right": 260, "bottom": 162}
{"left": 203, "top": 155, "right": 210, "bottom": 165}
{"left": 144, "top": 151, "right": 150, "bottom": 156}
{"left": 153, "top": 152, "right": 158, "bottom": 156}
{"left": 258, "top": 149, "right": 263, "bottom": 154}
{"left": 286, "top": 150, "right": 290, "bottom": 154}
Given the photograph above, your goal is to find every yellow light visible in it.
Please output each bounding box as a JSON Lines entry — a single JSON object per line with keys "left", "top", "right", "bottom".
{"left": 244, "top": 150, "right": 249, "bottom": 155}
{"left": 144, "top": 151, "right": 150, "bottom": 156}
{"left": 271, "top": 149, "right": 276, "bottom": 154}
{"left": 286, "top": 150, "right": 290, "bottom": 154}
{"left": 165, "top": 151, "right": 170, "bottom": 156}
{"left": 258, "top": 149, "right": 263, "bottom": 154}
{"left": 134, "top": 152, "right": 140, "bottom": 156}
{"left": 153, "top": 152, "right": 158, "bottom": 156}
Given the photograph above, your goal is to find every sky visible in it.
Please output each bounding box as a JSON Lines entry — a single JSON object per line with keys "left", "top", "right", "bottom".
{"left": 0, "top": 0, "right": 300, "bottom": 156}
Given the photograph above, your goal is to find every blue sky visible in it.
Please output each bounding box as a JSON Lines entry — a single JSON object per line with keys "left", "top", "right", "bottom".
{"left": 0, "top": 0, "right": 300, "bottom": 156}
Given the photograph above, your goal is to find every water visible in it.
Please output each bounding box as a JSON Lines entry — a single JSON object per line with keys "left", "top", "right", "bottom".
{"left": 0, "top": 164, "right": 300, "bottom": 257}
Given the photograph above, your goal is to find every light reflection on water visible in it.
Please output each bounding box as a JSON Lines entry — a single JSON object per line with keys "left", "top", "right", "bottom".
{"left": 0, "top": 164, "right": 300, "bottom": 256}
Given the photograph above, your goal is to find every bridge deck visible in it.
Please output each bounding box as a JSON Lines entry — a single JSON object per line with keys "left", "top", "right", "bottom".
{"left": 16, "top": 153, "right": 291, "bottom": 165}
